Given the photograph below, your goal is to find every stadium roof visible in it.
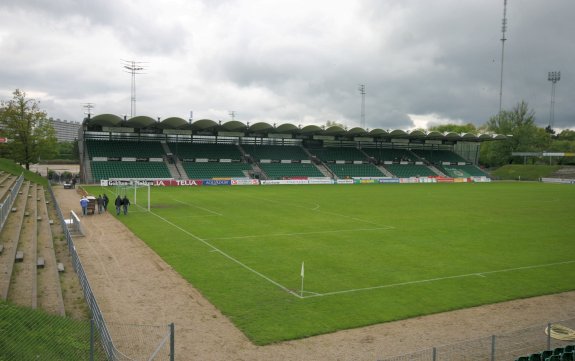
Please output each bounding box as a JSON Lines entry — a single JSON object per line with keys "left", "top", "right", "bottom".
{"left": 84, "top": 114, "right": 507, "bottom": 141}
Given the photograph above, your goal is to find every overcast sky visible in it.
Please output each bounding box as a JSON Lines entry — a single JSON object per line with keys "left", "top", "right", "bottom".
{"left": 0, "top": 0, "right": 573, "bottom": 131}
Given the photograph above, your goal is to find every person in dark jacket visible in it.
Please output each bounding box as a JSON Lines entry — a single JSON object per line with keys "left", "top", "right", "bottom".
{"left": 122, "top": 195, "right": 130, "bottom": 215}
{"left": 115, "top": 195, "right": 122, "bottom": 215}
{"left": 102, "top": 194, "right": 109, "bottom": 211}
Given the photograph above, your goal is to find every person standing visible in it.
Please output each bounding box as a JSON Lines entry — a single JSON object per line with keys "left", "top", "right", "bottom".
{"left": 115, "top": 195, "right": 122, "bottom": 215}
{"left": 80, "top": 196, "right": 88, "bottom": 216}
{"left": 102, "top": 194, "right": 109, "bottom": 211}
{"left": 122, "top": 195, "right": 130, "bottom": 215}
{"left": 97, "top": 195, "right": 104, "bottom": 214}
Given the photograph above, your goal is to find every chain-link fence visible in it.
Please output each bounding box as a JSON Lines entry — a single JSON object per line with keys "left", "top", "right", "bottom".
{"left": 47, "top": 184, "right": 175, "bottom": 361}
{"left": 0, "top": 302, "right": 106, "bottom": 360}
{"left": 380, "top": 317, "right": 575, "bottom": 361}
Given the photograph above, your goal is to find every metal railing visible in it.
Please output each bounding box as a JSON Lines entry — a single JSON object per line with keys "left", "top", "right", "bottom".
{"left": 0, "top": 173, "right": 24, "bottom": 231}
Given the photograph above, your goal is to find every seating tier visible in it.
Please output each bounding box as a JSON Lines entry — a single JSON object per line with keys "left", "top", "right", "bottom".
{"left": 384, "top": 164, "right": 436, "bottom": 178}
{"left": 91, "top": 161, "right": 171, "bottom": 181}
{"left": 259, "top": 163, "right": 324, "bottom": 179}
{"left": 182, "top": 162, "right": 250, "bottom": 178}
{"left": 327, "top": 164, "right": 385, "bottom": 178}
{"left": 86, "top": 140, "right": 165, "bottom": 158}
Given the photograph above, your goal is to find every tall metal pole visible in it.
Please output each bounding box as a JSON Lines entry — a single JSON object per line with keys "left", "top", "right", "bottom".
{"left": 358, "top": 84, "right": 366, "bottom": 129}
{"left": 498, "top": 0, "right": 508, "bottom": 119}
{"left": 122, "top": 60, "right": 147, "bottom": 118}
{"left": 548, "top": 71, "right": 561, "bottom": 129}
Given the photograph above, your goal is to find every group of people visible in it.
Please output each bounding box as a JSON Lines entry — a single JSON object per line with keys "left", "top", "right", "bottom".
{"left": 114, "top": 195, "right": 131, "bottom": 215}
{"left": 80, "top": 194, "right": 130, "bottom": 216}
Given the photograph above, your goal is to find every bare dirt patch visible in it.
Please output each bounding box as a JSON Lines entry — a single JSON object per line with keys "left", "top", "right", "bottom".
{"left": 53, "top": 185, "right": 575, "bottom": 360}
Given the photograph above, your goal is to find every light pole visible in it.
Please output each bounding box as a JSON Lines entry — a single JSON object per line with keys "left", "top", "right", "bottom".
{"left": 122, "top": 60, "right": 147, "bottom": 118}
{"left": 358, "top": 84, "right": 366, "bottom": 129}
{"left": 498, "top": 0, "right": 508, "bottom": 119}
{"left": 547, "top": 71, "right": 561, "bottom": 129}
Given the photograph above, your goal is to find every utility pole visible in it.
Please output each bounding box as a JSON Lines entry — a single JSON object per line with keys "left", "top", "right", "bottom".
{"left": 548, "top": 71, "right": 561, "bottom": 129}
{"left": 122, "top": 60, "right": 147, "bottom": 118}
{"left": 358, "top": 84, "right": 366, "bottom": 129}
{"left": 229, "top": 111, "right": 236, "bottom": 121}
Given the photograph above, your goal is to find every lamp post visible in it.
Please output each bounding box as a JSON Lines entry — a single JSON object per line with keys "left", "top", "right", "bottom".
{"left": 547, "top": 71, "right": 561, "bottom": 129}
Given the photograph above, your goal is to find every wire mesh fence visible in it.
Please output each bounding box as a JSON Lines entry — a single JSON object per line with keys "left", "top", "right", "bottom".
{"left": 0, "top": 302, "right": 106, "bottom": 360}
{"left": 379, "top": 317, "right": 575, "bottom": 361}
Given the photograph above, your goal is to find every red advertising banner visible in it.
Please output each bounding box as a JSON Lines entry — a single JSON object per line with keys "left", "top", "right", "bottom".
{"left": 153, "top": 179, "right": 203, "bottom": 186}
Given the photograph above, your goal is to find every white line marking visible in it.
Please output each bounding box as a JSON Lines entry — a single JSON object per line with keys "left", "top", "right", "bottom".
{"left": 147, "top": 210, "right": 302, "bottom": 298}
{"left": 170, "top": 197, "right": 223, "bottom": 216}
{"left": 208, "top": 226, "right": 394, "bottom": 241}
{"left": 302, "top": 260, "right": 575, "bottom": 298}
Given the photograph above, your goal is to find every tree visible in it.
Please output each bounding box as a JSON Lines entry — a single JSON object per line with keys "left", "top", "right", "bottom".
{"left": 0, "top": 89, "right": 57, "bottom": 169}
{"left": 480, "top": 101, "right": 551, "bottom": 167}
{"left": 429, "top": 123, "right": 478, "bottom": 134}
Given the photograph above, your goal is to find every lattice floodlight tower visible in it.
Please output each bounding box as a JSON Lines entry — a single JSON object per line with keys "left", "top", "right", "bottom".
{"left": 548, "top": 71, "right": 561, "bottom": 129}
{"left": 122, "top": 60, "right": 147, "bottom": 118}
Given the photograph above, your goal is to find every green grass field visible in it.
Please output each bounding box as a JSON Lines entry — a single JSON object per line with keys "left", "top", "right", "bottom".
{"left": 87, "top": 182, "right": 575, "bottom": 345}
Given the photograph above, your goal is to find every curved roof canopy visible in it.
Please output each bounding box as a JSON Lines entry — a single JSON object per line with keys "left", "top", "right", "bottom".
{"left": 83, "top": 114, "right": 506, "bottom": 142}
{"left": 248, "top": 122, "right": 274, "bottom": 133}
{"left": 88, "top": 114, "right": 123, "bottom": 127}
{"left": 125, "top": 116, "right": 156, "bottom": 128}
{"left": 160, "top": 117, "right": 187, "bottom": 129}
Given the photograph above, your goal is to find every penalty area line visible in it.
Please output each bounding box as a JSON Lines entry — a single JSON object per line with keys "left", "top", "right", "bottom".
{"left": 302, "top": 259, "right": 575, "bottom": 299}
{"left": 147, "top": 210, "right": 302, "bottom": 298}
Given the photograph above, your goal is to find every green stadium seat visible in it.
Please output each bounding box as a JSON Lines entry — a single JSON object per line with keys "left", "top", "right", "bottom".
{"left": 547, "top": 355, "right": 561, "bottom": 361}
{"left": 555, "top": 348, "right": 565, "bottom": 355}
{"left": 561, "top": 352, "right": 574, "bottom": 361}
{"left": 565, "top": 346, "right": 575, "bottom": 353}
{"left": 541, "top": 351, "right": 554, "bottom": 360}
{"left": 529, "top": 353, "right": 542, "bottom": 361}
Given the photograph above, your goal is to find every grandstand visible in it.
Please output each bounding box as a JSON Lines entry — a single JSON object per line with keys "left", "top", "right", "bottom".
{"left": 78, "top": 114, "right": 503, "bottom": 182}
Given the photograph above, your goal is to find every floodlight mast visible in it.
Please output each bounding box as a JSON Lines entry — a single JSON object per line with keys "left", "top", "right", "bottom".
{"left": 122, "top": 60, "right": 147, "bottom": 118}
{"left": 498, "top": 0, "right": 508, "bottom": 119}
{"left": 548, "top": 71, "right": 561, "bottom": 129}
{"left": 82, "top": 103, "right": 95, "bottom": 119}
{"left": 358, "top": 84, "right": 366, "bottom": 129}
{"left": 229, "top": 111, "right": 236, "bottom": 121}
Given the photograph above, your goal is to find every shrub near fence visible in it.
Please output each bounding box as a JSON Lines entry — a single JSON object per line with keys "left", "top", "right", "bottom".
{"left": 379, "top": 318, "right": 575, "bottom": 361}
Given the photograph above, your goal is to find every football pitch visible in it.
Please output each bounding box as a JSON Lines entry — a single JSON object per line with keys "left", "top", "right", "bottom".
{"left": 87, "top": 182, "right": 575, "bottom": 345}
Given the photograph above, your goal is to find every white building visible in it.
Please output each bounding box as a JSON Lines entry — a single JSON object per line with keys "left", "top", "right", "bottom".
{"left": 50, "top": 118, "right": 81, "bottom": 142}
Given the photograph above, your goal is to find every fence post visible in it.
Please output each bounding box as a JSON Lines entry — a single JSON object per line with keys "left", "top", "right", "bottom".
{"left": 491, "top": 334, "right": 496, "bottom": 361}
{"left": 432, "top": 347, "right": 437, "bottom": 361}
{"left": 170, "top": 322, "right": 175, "bottom": 361}
{"left": 547, "top": 322, "right": 552, "bottom": 350}
{"left": 90, "top": 318, "right": 94, "bottom": 361}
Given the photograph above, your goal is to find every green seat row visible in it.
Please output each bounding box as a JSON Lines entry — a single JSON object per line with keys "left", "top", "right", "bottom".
{"left": 243, "top": 145, "right": 309, "bottom": 161}
{"left": 167, "top": 143, "right": 242, "bottom": 160}
{"left": 411, "top": 149, "right": 467, "bottom": 164}
{"left": 91, "top": 161, "right": 171, "bottom": 181}
{"left": 182, "top": 162, "right": 251, "bottom": 178}
{"left": 327, "top": 164, "right": 384, "bottom": 178}
{"left": 87, "top": 140, "right": 165, "bottom": 158}
{"left": 259, "top": 163, "right": 324, "bottom": 179}
{"left": 384, "top": 164, "right": 436, "bottom": 178}
{"left": 362, "top": 148, "right": 417, "bottom": 162}
{"left": 439, "top": 165, "right": 489, "bottom": 178}
{"left": 310, "top": 147, "right": 366, "bottom": 162}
